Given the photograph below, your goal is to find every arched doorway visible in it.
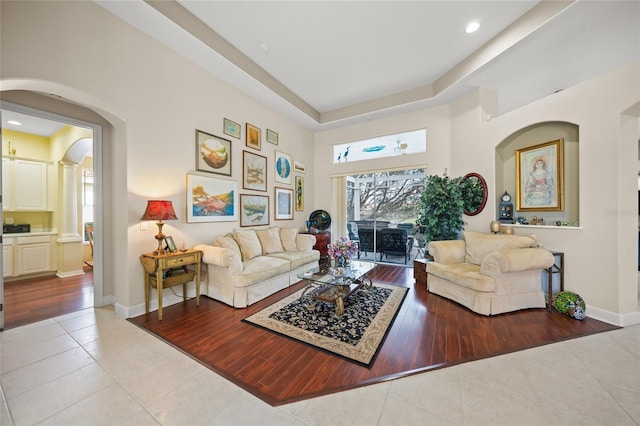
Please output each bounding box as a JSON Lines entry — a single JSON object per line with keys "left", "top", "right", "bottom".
{"left": 0, "top": 90, "right": 111, "bottom": 329}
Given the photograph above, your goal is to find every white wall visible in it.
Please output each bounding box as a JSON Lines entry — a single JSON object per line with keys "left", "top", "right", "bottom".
{"left": 0, "top": 1, "right": 315, "bottom": 316}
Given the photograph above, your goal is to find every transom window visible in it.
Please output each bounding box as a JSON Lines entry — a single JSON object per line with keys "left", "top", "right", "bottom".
{"left": 332, "top": 129, "right": 426, "bottom": 164}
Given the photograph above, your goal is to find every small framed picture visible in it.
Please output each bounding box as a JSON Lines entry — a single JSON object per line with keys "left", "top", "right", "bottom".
{"left": 223, "top": 118, "right": 241, "bottom": 139}
{"left": 196, "top": 129, "right": 232, "bottom": 176}
{"left": 246, "top": 123, "right": 261, "bottom": 150}
{"left": 295, "top": 176, "right": 304, "bottom": 211}
{"left": 266, "top": 128, "right": 278, "bottom": 145}
{"left": 274, "top": 150, "right": 292, "bottom": 185}
{"left": 164, "top": 236, "right": 177, "bottom": 253}
{"left": 274, "top": 187, "right": 293, "bottom": 220}
{"left": 240, "top": 194, "right": 269, "bottom": 227}
{"left": 293, "top": 160, "right": 306, "bottom": 174}
{"left": 243, "top": 151, "right": 267, "bottom": 192}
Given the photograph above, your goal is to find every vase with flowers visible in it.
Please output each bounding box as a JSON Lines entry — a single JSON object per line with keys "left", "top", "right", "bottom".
{"left": 327, "top": 237, "right": 359, "bottom": 267}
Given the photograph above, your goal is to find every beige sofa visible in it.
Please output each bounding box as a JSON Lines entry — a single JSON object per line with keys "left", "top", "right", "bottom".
{"left": 426, "top": 231, "right": 554, "bottom": 315}
{"left": 195, "top": 227, "right": 319, "bottom": 308}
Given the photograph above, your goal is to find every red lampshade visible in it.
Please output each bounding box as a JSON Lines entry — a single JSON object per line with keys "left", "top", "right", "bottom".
{"left": 140, "top": 200, "right": 178, "bottom": 221}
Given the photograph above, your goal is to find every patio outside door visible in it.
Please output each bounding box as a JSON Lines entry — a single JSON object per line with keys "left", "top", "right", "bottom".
{"left": 346, "top": 169, "right": 425, "bottom": 265}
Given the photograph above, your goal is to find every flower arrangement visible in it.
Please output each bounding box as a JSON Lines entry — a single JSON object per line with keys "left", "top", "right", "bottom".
{"left": 327, "top": 237, "right": 359, "bottom": 264}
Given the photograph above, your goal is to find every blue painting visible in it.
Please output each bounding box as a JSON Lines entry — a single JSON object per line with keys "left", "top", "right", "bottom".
{"left": 275, "top": 151, "right": 292, "bottom": 184}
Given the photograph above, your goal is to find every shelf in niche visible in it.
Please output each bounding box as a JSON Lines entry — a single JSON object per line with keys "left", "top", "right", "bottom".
{"left": 507, "top": 223, "right": 583, "bottom": 230}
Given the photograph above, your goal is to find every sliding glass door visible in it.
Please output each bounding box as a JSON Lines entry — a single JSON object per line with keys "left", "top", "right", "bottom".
{"left": 346, "top": 169, "right": 425, "bottom": 265}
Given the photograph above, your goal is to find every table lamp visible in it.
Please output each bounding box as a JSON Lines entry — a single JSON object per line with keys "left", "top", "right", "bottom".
{"left": 140, "top": 200, "right": 178, "bottom": 254}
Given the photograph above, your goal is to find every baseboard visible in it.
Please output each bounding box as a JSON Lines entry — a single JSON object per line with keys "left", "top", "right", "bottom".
{"left": 116, "top": 287, "right": 199, "bottom": 319}
{"left": 586, "top": 304, "right": 640, "bottom": 327}
{"left": 56, "top": 269, "right": 85, "bottom": 278}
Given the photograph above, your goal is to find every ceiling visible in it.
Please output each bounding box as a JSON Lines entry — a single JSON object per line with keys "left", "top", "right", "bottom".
{"left": 2, "top": 1, "right": 638, "bottom": 136}
{"left": 96, "top": 0, "right": 639, "bottom": 131}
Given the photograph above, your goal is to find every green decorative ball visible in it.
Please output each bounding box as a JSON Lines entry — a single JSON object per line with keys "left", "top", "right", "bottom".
{"left": 553, "top": 291, "right": 586, "bottom": 320}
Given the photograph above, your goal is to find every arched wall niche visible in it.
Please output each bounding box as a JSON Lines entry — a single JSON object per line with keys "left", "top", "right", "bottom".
{"left": 495, "top": 121, "right": 580, "bottom": 227}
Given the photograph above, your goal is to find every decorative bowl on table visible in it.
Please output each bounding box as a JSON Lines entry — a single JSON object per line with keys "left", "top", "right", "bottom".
{"left": 329, "top": 267, "right": 346, "bottom": 279}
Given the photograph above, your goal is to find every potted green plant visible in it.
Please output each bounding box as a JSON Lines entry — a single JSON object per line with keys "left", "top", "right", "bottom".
{"left": 415, "top": 172, "right": 465, "bottom": 252}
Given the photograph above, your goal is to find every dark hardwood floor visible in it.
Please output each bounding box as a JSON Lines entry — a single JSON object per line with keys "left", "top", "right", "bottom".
{"left": 128, "top": 264, "right": 619, "bottom": 406}
{"left": 2, "top": 269, "right": 94, "bottom": 330}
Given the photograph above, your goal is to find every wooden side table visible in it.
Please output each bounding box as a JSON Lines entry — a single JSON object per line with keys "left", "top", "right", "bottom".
{"left": 140, "top": 249, "right": 202, "bottom": 320}
{"left": 305, "top": 231, "right": 331, "bottom": 266}
{"left": 546, "top": 251, "right": 564, "bottom": 307}
{"left": 413, "top": 257, "right": 432, "bottom": 288}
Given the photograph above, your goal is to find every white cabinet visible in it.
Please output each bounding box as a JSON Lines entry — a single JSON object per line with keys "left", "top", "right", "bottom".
{"left": 2, "top": 157, "right": 50, "bottom": 211}
{"left": 16, "top": 235, "right": 52, "bottom": 275}
{"left": 3, "top": 237, "right": 14, "bottom": 277}
{"left": 15, "top": 160, "right": 48, "bottom": 210}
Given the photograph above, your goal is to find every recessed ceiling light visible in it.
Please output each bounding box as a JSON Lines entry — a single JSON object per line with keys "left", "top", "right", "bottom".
{"left": 465, "top": 22, "right": 480, "bottom": 34}
{"left": 259, "top": 42, "right": 271, "bottom": 53}
{"left": 8, "top": 120, "right": 22, "bottom": 126}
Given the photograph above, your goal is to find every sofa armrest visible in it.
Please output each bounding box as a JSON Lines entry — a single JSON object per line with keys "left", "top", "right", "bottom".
{"left": 428, "top": 240, "right": 466, "bottom": 264}
{"left": 194, "top": 244, "right": 243, "bottom": 273}
{"left": 480, "top": 248, "right": 554, "bottom": 275}
{"left": 296, "top": 233, "right": 316, "bottom": 251}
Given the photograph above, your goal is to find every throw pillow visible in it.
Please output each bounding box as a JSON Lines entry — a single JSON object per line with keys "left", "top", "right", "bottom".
{"left": 463, "top": 231, "right": 537, "bottom": 265}
{"left": 255, "top": 227, "right": 284, "bottom": 254}
{"left": 233, "top": 228, "right": 263, "bottom": 260}
{"left": 280, "top": 227, "right": 298, "bottom": 251}
{"left": 214, "top": 233, "right": 241, "bottom": 257}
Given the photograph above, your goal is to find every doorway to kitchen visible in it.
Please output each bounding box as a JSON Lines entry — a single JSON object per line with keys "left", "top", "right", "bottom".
{"left": 1, "top": 101, "right": 102, "bottom": 330}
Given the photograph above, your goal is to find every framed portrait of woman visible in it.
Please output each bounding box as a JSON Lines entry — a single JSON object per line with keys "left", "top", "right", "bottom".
{"left": 516, "top": 139, "right": 564, "bottom": 211}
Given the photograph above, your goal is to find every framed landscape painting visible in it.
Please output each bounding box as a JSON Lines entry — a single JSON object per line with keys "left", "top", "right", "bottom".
{"left": 516, "top": 138, "right": 564, "bottom": 211}
{"left": 187, "top": 173, "right": 238, "bottom": 223}
{"left": 242, "top": 151, "right": 267, "bottom": 192}
{"left": 266, "top": 128, "right": 278, "bottom": 145}
{"left": 274, "top": 187, "right": 293, "bottom": 220}
{"left": 195, "top": 129, "right": 232, "bottom": 176}
{"left": 274, "top": 150, "right": 292, "bottom": 185}
{"left": 223, "top": 118, "right": 241, "bottom": 139}
{"left": 240, "top": 194, "right": 269, "bottom": 227}
{"left": 293, "top": 160, "right": 306, "bottom": 174}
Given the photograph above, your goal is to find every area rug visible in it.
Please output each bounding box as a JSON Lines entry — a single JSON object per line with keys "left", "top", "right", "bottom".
{"left": 243, "top": 283, "right": 408, "bottom": 367}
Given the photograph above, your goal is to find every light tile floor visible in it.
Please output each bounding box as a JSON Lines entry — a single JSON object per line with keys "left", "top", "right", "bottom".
{"left": 1, "top": 306, "right": 639, "bottom": 426}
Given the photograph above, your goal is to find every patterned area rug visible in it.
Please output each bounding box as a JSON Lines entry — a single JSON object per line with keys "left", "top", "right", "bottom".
{"left": 243, "top": 283, "right": 408, "bottom": 367}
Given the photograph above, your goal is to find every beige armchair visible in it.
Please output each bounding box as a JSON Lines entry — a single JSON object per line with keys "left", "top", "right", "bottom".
{"left": 426, "top": 231, "right": 554, "bottom": 315}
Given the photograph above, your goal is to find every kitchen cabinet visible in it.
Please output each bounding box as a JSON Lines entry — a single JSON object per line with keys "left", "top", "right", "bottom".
{"left": 16, "top": 235, "right": 54, "bottom": 276}
{"left": 2, "top": 157, "right": 50, "bottom": 211}
{"left": 3, "top": 237, "right": 14, "bottom": 277}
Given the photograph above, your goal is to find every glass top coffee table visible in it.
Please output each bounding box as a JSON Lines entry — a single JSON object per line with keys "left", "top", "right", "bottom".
{"left": 297, "top": 260, "right": 375, "bottom": 316}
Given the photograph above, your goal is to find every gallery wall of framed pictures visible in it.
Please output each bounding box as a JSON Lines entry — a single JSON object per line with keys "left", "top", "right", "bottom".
{"left": 187, "top": 118, "right": 307, "bottom": 226}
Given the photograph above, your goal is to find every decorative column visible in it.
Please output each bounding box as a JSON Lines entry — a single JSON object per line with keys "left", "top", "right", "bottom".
{"left": 56, "top": 160, "right": 83, "bottom": 277}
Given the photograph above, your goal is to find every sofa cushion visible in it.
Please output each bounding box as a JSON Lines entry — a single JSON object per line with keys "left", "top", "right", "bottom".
{"left": 255, "top": 227, "right": 284, "bottom": 254}
{"left": 233, "top": 228, "right": 263, "bottom": 260}
{"left": 235, "top": 256, "right": 291, "bottom": 288}
{"left": 463, "top": 231, "right": 538, "bottom": 265}
{"left": 427, "top": 262, "right": 496, "bottom": 292}
{"left": 214, "top": 234, "right": 242, "bottom": 258}
{"left": 267, "top": 250, "right": 320, "bottom": 270}
{"left": 280, "top": 227, "right": 298, "bottom": 251}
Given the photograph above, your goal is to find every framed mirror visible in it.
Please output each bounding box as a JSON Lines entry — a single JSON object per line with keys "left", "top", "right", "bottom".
{"left": 461, "top": 172, "right": 488, "bottom": 216}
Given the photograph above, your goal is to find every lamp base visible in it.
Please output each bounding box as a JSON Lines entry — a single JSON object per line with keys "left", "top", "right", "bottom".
{"left": 153, "top": 222, "right": 166, "bottom": 255}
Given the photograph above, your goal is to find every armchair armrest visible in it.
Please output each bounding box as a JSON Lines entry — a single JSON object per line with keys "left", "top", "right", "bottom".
{"left": 296, "top": 233, "right": 316, "bottom": 251}
{"left": 480, "top": 248, "right": 554, "bottom": 275}
{"left": 194, "top": 244, "right": 243, "bottom": 273}
{"left": 428, "top": 240, "right": 466, "bottom": 264}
